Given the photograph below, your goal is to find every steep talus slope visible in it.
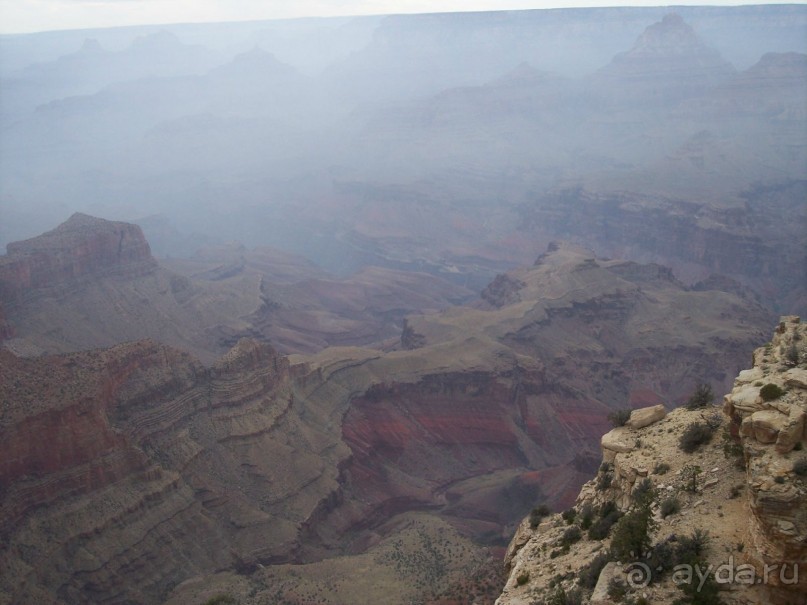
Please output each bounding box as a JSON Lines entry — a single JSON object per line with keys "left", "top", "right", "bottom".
{"left": 497, "top": 316, "right": 806, "bottom": 605}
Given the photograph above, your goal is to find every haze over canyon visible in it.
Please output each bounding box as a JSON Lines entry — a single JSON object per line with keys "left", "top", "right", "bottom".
{"left": 0, "top": 5, "right": 805, "bottom": 605}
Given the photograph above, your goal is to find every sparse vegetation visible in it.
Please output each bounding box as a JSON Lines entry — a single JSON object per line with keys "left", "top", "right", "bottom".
{"left": 793, "top": 458, "right": 807, "bottom": 477}
{"left": 610, "top": 488, "right": 656, "bottom": 560}
{"left": 561, "top": 508, "right": 577, "bottom": 525}
{"left": 676, "top": 529, "right": 711, "bottom": 565}
{"left": 516, "top": 571, "right": 530, "bottom": 586}
{"left": 541, "top": 586, "right": 583, "bottom": 605}
{"left": 578, "top": 552, "right": 610, "bottom": 589}
{"left": 530, "top": 504, "right": 551, "bottom": 528}
{"left": 631, "top": 478, "right": 655, "bottom": 506}
{"left": 722, "top": 429, "right": 744, "bottom": 468}
{"left": 759, "top": 383, "right": 785, "bottom": 401}
{"left": 660, "top": 496, "right": 681, "bottom": 518}
{"left": 672, "top": 533, "right": 722, "bottom": 605}
{"left": 685, "top": 383, "right": 713, "bottom": 410}
{"left": 579, "top": 503, "right": 595, "bottom": 530}
{"left": 653, "top": 462, "right": 670, "bottom": 475}
{"left": 681, "top": 464, "right": 702, "bottom": 493}
{"left": 560, "top": 526, "right": 582, "bottom": 547}
{"left": 596, "top": 463, "right": 614, "bottom": 491}
{"left": 607, "top": 576, "right": 628, "bottom": 601}
{"left": 679, "top": 422, "right": 715, "bottom": 453}
{"left": 203, "top": 596, "right": 236, "bottom": 605}
{"left": 608, "top": 408, "right": 632, "bottom": 427}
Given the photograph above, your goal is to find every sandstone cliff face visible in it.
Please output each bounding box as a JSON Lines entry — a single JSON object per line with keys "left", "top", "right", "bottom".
{"left": 723, "top": 316, "right": 807, "bottom": 602}
{"left": 497, "top": 317, "right": 806, "bottom": 605}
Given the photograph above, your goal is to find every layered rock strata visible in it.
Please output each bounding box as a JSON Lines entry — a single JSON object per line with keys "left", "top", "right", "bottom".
{"left": 497, "top": 317, "right": 806, "bottom": 605}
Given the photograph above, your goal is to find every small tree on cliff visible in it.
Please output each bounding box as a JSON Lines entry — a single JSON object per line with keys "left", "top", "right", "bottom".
{"left": 610, "top": 483, "right": 657, "bottom": 560}
{"left": 686, "top": 383, "right": 714, "bottom": 410}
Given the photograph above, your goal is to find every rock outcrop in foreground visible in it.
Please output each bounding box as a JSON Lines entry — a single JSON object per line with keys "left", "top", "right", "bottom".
{"left": 497, "top": 316, "right": 806, "bottom": 605}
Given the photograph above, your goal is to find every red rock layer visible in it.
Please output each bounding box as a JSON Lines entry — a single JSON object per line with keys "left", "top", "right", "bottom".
{"left": 0, "top": 213, "right": 157, "bottom": 309}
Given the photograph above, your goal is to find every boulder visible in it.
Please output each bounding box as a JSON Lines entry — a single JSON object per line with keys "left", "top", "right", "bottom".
{"left": 729, "top": 385, "right": 763, "bottom": 415}
{"left": 751, "top": 410, "right": 788, "bottom": 444}
{"left": 602, "top": 428, "right": 635, "bottom": 454}
{"left": 775, "top": 408, "right": 805, "bottom": 454}
{"left": 627, "top": 404, "right": 666, "bottom": 429}
{"left": 591, "top": 562, "right": 622, "bottom": 605}
{"left": 784, "top": 368, "right": 807, "bottom": 390}
{"left": 735, "top": 367, "right": 764, "bottom": 385}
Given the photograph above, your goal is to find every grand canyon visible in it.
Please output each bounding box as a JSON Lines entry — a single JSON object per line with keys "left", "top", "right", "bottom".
{"left": 0, "top": 5, "right": 805, "bottom": 605}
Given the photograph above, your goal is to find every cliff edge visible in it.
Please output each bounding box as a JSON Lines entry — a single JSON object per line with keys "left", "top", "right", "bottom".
{"left": 497, "top": 316, "right": 806, "bottom": 605}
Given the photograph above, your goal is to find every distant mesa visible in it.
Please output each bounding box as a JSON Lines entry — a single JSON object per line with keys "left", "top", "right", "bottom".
{"left": 79, "top": 38, "right": 104, "bottom": 54}
{"left": 595, "top": 13, "right": 735, "bottom": 104}
{"left": 0, "top": 213, "right": 157, "bottom": 309}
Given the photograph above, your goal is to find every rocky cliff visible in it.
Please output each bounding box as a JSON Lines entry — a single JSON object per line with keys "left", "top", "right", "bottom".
{"left": 0, "top": 242, "right": 775, "bottom": 605}
{"left": 0, "top": 213, "right": 157, "bottom": 308}
{"left": 0, "top": 216, "right": 472, "bottom": 359}
{"left": 519, "top": 185, "right": 806, "bottom": 313}
{"left": 497, "top": 316, "right": 806, "bottom": 605}
{"left": 0, "top": 337, "right": 345, "bottom": 605}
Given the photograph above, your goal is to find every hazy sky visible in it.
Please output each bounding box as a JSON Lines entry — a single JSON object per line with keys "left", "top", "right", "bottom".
{"left": 0, "top": 0, "right": 796, "bottom": 34}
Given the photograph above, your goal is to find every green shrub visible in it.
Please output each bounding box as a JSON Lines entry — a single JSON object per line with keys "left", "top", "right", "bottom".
{"left": 578, "top": 552, "right": 611, "bottom": 589}
{"left": 610, "top": 505, "right": 656, "bottom": 560}
{"left": 543, "top": 586, "right": 583, "bottom": 605}
{"left": 679, "top": 422, "right": 715, "bottom": 453}
{"left": 203, "top": 596, "right": 236, "bottom": 605}
{"left": 599, "top": 500, "right": 618, "bottom": 518}
{"left": 793, "top": 458, "right": 807, "bottom": 477}
{"left": 660, "top": 496, "right": 681, "bottom": 518}
{"left": 530, "top": 504, "right": 551, "bottom": 528}
{"left": 579, "top": 503, "right": 595, "bottom": 530}
{"left": 686, "top": 383, "right": 713, "bottom": 409}
{"left": 560, "top": 526, "right": 582, "bottom": 547}
{"left": 607, "top": 577, "right": 628, "bottom": 600}
{"left": 516, "top": 571, "right": 530, "bottom": 586}
{"left": 561, "top": 508, "right": 577, "bottom": 525}
{"left": 588, "top": 509, "right": 622, "bottom": 541}
{"left": 786, "top": 344, "right": 800, "bottom": 365}
{"left": 681, "top": 464, "right": 702, "bottom": 493}
{"left": 653, "top": 462, "right": 671, "bottom": 475}
{"left": 674, "top": 570, "right": 723, "bottom": 605}
{"left": 675, "top": 529, "right": 710, "bottom": 566}
{"left": 760, "top": 383, "right": 785, "bottom": 402}
{"left": 632, "top": 478, "right": 655, "bottom": 507}
{"left": 608, "top": 408, "right": 632, "bottom": 427}
{"left": 597, "top": 471, "right": 613, "bottom": 491}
